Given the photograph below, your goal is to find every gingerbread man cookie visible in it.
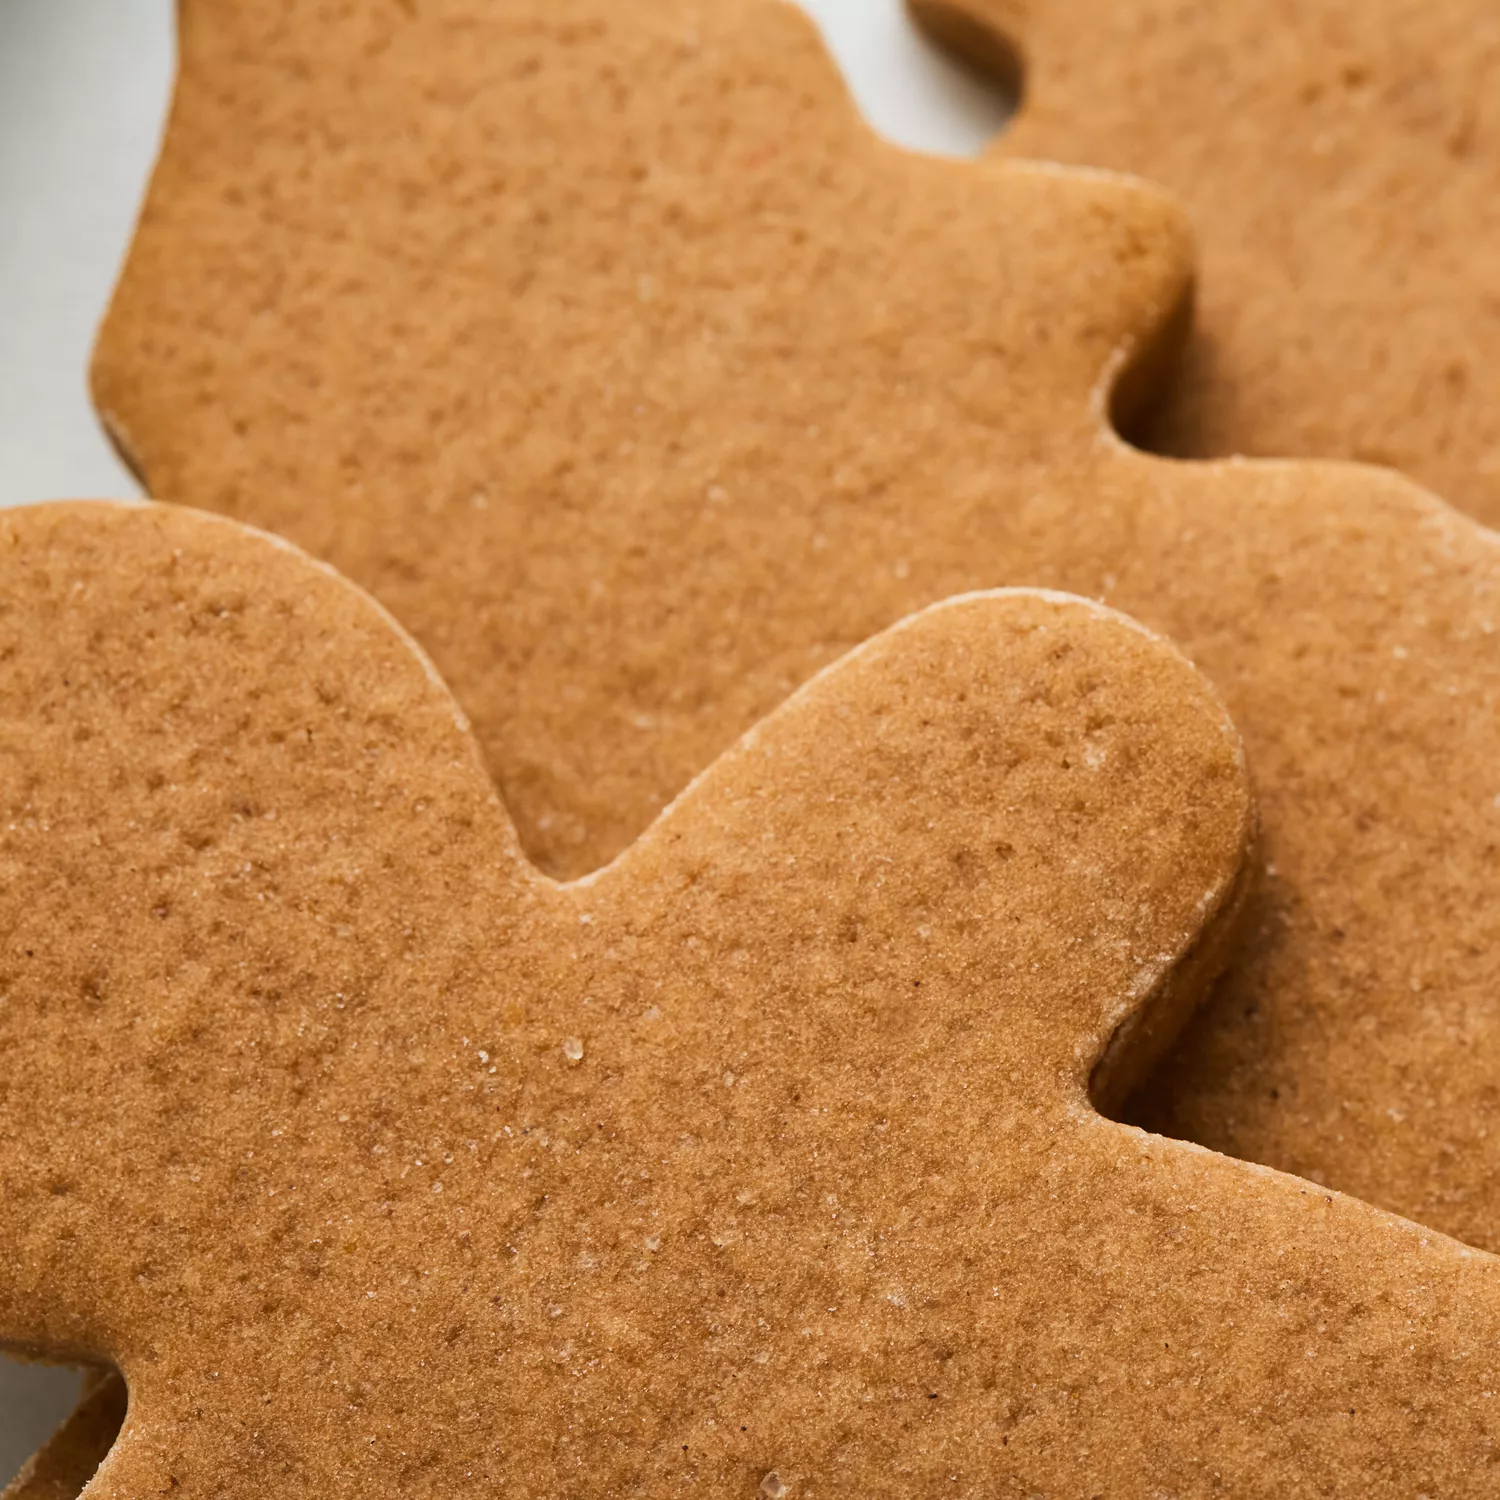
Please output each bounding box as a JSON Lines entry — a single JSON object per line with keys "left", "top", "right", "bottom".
{"left": 92, "top": 0, "right": 1192, "bottom": 879}
{"left": 9, "top": 500, "right": 1500, "bottom": 1496}
{"left": 910, "top": 0, "right": 1500, "bottom": 520}
{"left": 89, "top": 0, "right": 1500, "bottom": 1262}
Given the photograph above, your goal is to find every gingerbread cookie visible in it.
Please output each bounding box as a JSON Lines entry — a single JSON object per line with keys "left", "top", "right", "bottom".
{"left": 90, "top": 0, "right": 1500, "bottom": 1263}
{"left": 909, "top": 0, "right": 1500, "bottom": 521}
{"left": 14, "top": 500, "right": 1500, "bottom": 1495}
{"left": 92, "top": 0, "right": 1193, "bottom": 879}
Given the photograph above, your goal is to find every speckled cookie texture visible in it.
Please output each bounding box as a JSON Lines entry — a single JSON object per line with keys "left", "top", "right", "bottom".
{"left": 12, "top": 500, "right": 1500, "bottom": 1497}
{"left": 91, "top": 0, "right": 1500, "bottom": 1262}
{"left": 909, "top": 0, "right": 1500, "bottom": 522}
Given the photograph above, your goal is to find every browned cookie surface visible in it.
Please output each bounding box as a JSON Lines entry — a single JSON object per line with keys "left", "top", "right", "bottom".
{"left": 912, "top": 0, "right": 1500, "bottom": 521}
{"left": 89, "top": 0, "right": 1500, "bottom": 1261}
{"left": 92, "top": 0, "right": 1193, "bottom": 880}
{"left": 10, "top": 501, "right": 1500, "bottom": 1496}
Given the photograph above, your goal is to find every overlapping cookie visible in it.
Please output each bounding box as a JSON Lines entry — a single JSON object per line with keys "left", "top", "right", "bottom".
{"left": 909, "top": 0, "right": 1500, "bottom": 521}
{"left": 89, "top": 0, "right": 1500, "bottom": 1260}
{"left": 11, "top": 501, "right": 1500, "bottom": 1495}
{"left": 2, "top": 1377, "right": 125, "bottom": 1500}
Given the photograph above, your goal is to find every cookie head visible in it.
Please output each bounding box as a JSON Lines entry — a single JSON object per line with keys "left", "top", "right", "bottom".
{"left": 92, "top": 0, "right": 1194, "bottom": 876}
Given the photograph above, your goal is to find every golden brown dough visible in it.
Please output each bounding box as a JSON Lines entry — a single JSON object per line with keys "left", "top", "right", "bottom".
{"left": 87, "top": 0, "right": 1500, "bottom": 1263}
{"left": 10, "top": 501, "right": 1500, "bottom": 1496}
{"left": 911, "top": 0, "right": 1500, "bottom": 520}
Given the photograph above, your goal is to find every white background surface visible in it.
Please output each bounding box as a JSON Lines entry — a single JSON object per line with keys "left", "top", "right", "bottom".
{"left": 0, "top": 0, "right": 1010, "bottom": 1481}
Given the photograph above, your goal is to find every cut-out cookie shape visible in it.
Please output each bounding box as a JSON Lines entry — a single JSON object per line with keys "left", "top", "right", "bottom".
{"left": 91, "top": 0, "right": 1500, "bottom": 1259}
{"left": 92, "top": 0, "right": 1193, "bottom": 880}
{"left": 909, "top": 0, "right": 1500, "bottom": 521}
{"left": 10, "top": 503, "right": 1500, "bottom": 1497}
